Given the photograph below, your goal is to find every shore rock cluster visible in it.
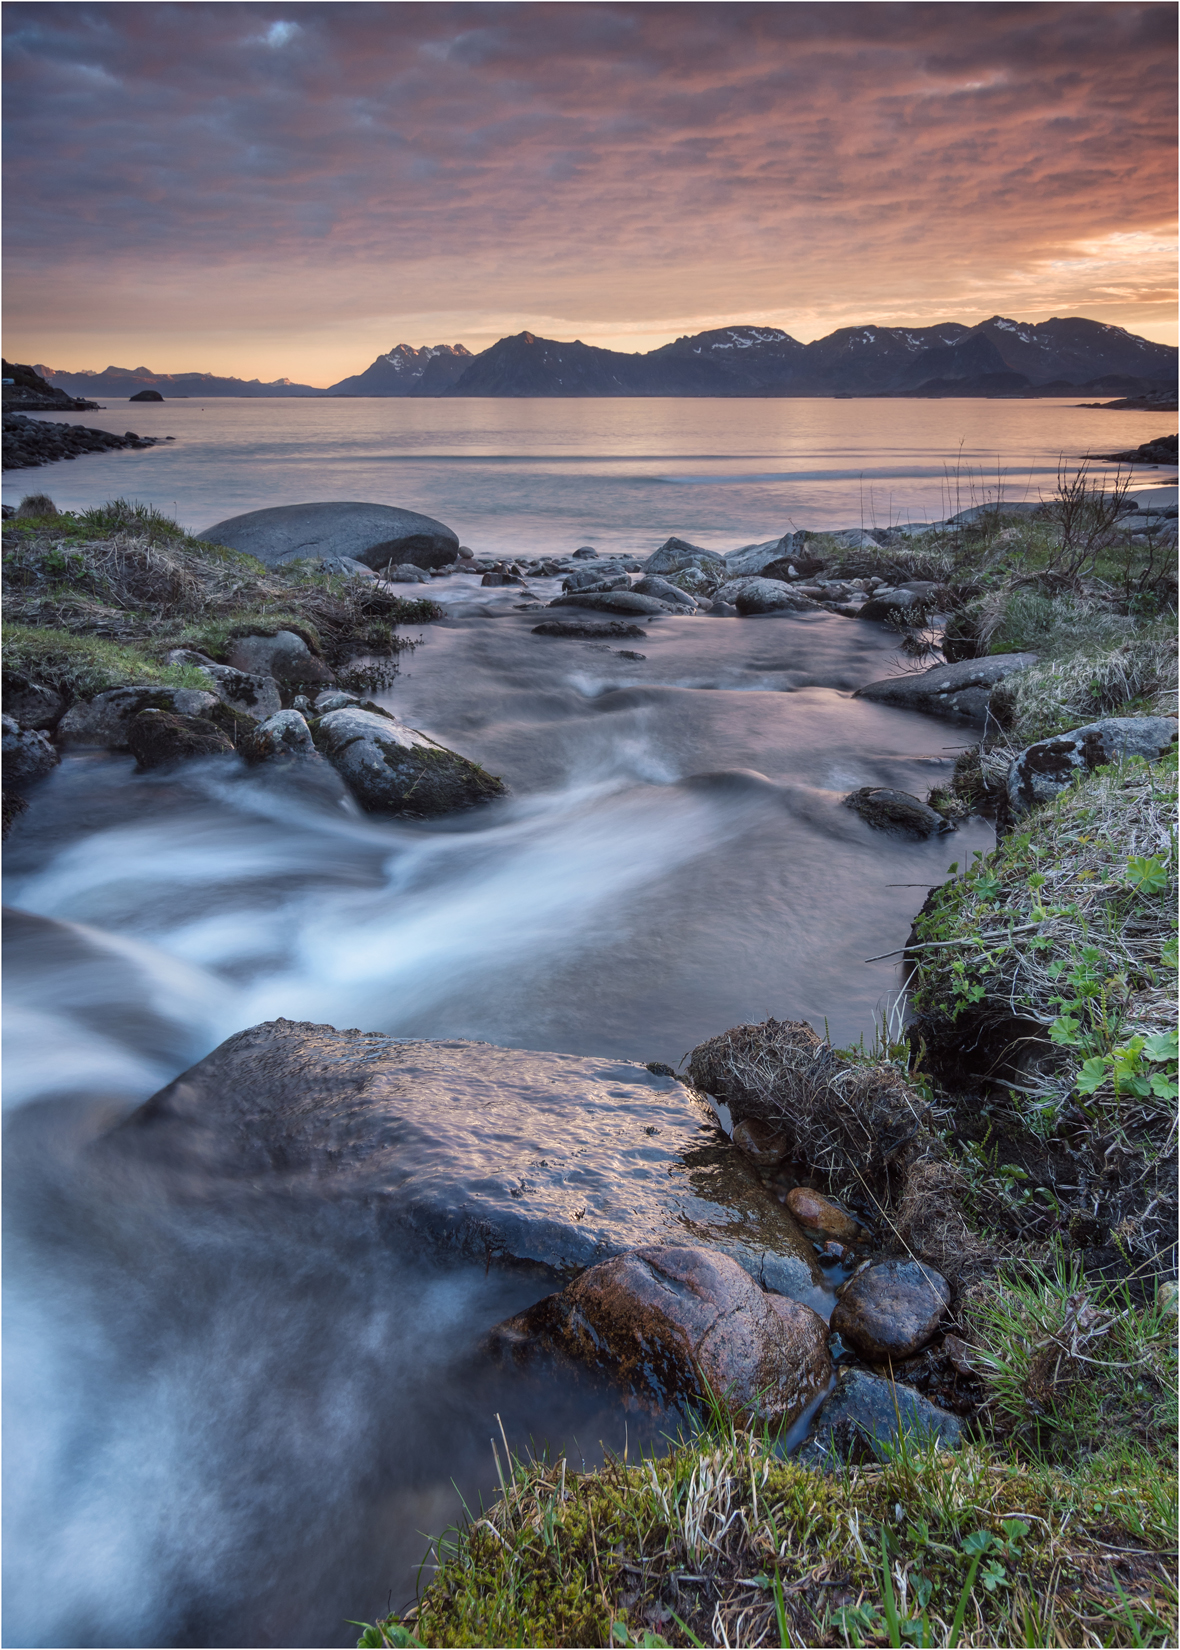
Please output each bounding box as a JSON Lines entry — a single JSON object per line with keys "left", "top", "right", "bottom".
{"left": 2, "top": 411, "right": 168, "bottom": 470}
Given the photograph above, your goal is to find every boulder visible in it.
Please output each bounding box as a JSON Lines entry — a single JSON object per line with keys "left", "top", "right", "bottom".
{"left": 1, "top": 715, "right": 59, "bottom": 788}
{"left": 56, "top": 687, "right": 222, "bottom": 750}
{"left": 645, "top": 538, "right": 724, "bottom": 574}
{"left": 1007, "top": 716, "right": 1178, "bottom": 815}
{"left": 830, "top": 1259, "right": 951, "bottom": 1360}
{"left": 735, "top": 580, "right": 820, "bottom": 616}
{"left": 857, "top": 587, "right": 936, "bottom": 624}
{"left": 382, "top": 563, "right": 432, "bottom": 584}
{"left": 799, "top": 1366, "right": 962, "bottom": 1466}
{"left": 785, "top": 1188, "right": 862, "bottom": 1243}
{"left": 665, "top": 563, "right": 724, "bottom": 598}
{"left": 572, "top": 546, "right": 599, "bottom": 559}
{"left": 129, "top": 389, "right": 164, "bottom": 402}
{"left": 110, "top": 1020, "right": 827, "bottom": 1299}
{"left": 853, "top": 654, "right": 1039, "bottom": 724}
{"left": 198, "top": 502, "right": 461, "bottom": 571}
{"left": 242, "top": 709, "right": 321, "bottom": 763}
{"left": 224, "top": 630, "right": 335, "bottom": 688}
{"left": 312, "top": 689, "right": 362, "bottom": 713}
{"left": 842, "top": 787, "right": 955, "bottom": 838}
{"left": 164, "top": 650, "right": 283, "bottom": 720}
{"left": 632, "top": 575, "right": 697, "bottom": 610}
{"left": 311, "top": 705, "right": 506, "bottom": 817}
{"left": 722, "top": 536, "right": 792, "bottom": 578}
{"left": 549, "top": 591, "right": 674, "bottom": 617}
{"left": 491, "top": 1245, "right": 832, "bottom": 1425}
{"left": 126, "top": 709, "right": 236, "bottom": 771}
{"left": 1, "top": 673, "right": 66, "bottom": 731}
{"left": 319, "top": 556, "right": 378, "bottom": 579}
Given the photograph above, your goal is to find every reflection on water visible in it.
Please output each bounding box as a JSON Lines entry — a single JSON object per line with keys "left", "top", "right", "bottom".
{"left": 2, "top": 396, "right": 1170, "bottom": 556}
{"left": 4, "top": 607, "right": 994, "bottom": 1647}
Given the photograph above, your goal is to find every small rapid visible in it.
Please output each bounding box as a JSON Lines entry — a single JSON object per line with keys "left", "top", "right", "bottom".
{"left": 4, "top": 604, "right": 992, "bottom": 1646}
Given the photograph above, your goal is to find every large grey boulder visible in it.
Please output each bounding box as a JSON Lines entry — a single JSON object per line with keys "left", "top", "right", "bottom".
{"left": 645, "top": 537, "right": 724, "bottom": 574}
{"left": 1, "top": 714, "right": 59, "bottom": 787}
{"left": 549, "top": 590, "right": 674, "bottom": 617}
{"left": 854, "top": 653, "right": 1039, "bottom": 724}
{"left": 734, "top": 579, "right": 820, "bottom": 615}
{"left": 224, "top": 630, "right": 334, "bottom": 688}
{"left": 490, "top": 1245, "right": 831, "bottom": 1426}
{"left": 311, "top": 705, "right": 506, "bottom": 816}
{"left": 109, "top": 1020, "right": 827, "bottom": 1300}
{"left": 1007, "top": 716, "right": 1178, "bottom": 815}
{"left": 57, "top": 687, "right": 221, "bottom": 750}
{"left": 165, "top": 649, "right": 282, "bottom": 720}
{"left": 198, "top": 501, "right": 461, "bottom": 571}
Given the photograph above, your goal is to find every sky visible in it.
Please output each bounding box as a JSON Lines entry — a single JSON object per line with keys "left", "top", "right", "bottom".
{"left": 3, "top": 2, "right": 1176, "bottom": 385}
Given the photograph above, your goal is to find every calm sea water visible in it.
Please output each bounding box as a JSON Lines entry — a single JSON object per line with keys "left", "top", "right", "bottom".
{"left": 5, "top": 397, "right": 1173, "bottom": 557}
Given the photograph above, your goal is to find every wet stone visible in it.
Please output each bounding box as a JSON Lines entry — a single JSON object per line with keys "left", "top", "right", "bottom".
{"left": 798, "top": 1366, "right": 962, "bottom": 1468}
{"left": 786, "top": 1187, "right": 862, "bottom": 1242}
{"left": 732, "top": 1117, "right": 791, "bottom": 1168}
{"left": 843, "top": 786, "right": 954, "bottom": 839}
{"left": 830, "top": 1258, "right": 951, "bottom": 1359}
{"left": 490, "top": 1244, "right": 832, "bottom": 1427}
{"left": 127, "top": 709, "right": 236, "bottom": 771}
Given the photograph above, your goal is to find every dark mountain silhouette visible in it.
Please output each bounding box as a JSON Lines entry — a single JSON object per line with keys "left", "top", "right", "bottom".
{"left": 33, "top": 364, "right": 324, "bottom": 398}
{"left": 327, "top": 343, "right": 473, "bottom": 396}
{"left": 33, "top": 317, "right": 1176, "bottom": 400}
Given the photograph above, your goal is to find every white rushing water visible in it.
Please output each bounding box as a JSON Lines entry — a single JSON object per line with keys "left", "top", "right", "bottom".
{"left": 4, "top": 396, "right": 1173, "bottom": 556}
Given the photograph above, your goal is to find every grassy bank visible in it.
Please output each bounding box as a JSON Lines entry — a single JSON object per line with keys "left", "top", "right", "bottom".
{"left": 1, "top": 496, "right": 442, "bottom": 701}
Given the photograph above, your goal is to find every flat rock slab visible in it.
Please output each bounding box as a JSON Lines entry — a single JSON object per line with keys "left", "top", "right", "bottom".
{"left": 493, "top": 1244, "right": 831, "bottom": 1425}
{"left": 831, "top": 1258, "right": 951, "bottom": 1359}
{"left": 798, "top": 1366, "right": 962, "bottom": 1466}
{"left": 198, "top": 502, "right": 460, "bottom": 570}
{"left": 1007, "top": 715, "right": 1178, "bottom": 814}
{"left": 110, "top": 1019, "right": 826, "bottom": 1302}
{"left": 854, "top": 653, "right": 1039, "bottom": 724}
{"left": 531, "top": 620, "right": 648, "bottom": 639}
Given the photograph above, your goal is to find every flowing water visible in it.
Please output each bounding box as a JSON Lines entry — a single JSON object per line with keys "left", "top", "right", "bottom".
{"left": 5, "top": 397, "right": 1145, "bottom": 1647}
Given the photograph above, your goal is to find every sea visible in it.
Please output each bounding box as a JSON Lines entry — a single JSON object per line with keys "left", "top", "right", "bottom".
{"left": 3, "top": 395, "right": 1174, "bottom": 550}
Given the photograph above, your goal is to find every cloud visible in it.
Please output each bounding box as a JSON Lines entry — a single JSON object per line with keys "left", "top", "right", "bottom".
{"left": 2, "top": 1, "right": 1175, "bottom": 378}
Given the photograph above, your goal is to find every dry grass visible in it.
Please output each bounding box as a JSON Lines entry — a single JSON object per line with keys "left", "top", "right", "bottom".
{"left": 990, "top": 633, "right": 1178, "bottom": 747}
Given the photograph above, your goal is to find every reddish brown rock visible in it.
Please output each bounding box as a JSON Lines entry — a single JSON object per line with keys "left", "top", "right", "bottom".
{"left": 830, "top": 1259, "right": 951, "bottom": 1360}
{"left": 786, "top": 1187, "right": 862, "bottom": 1242}
{"left": 732, "top": 1117, "right": 790, "bottom": 1168}
{"left": 492, "top": 1244, "right": 832, "bottom": 1426}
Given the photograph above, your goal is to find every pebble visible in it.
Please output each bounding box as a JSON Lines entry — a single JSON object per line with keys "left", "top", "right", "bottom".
{"left": 786, "top": 1187, "right": 862, "bottom": 1241}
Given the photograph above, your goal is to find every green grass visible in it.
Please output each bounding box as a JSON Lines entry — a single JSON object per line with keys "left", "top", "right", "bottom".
{"left": 2, "top": 624, "right": 210, "bottom": 697}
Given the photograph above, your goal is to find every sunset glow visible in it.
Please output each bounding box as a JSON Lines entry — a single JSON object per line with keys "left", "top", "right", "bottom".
{"left": 3, "top": 2, "right": 1177, "bottom": 383}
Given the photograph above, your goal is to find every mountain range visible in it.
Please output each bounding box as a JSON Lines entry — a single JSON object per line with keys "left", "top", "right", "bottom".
{"left": 34, "top": 316, "right": 1176, "bottom": 400}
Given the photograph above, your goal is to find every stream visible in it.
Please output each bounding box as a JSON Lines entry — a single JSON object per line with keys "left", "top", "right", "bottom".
{"left": 4, "top": 579, "right": 993, "bottom": 1646}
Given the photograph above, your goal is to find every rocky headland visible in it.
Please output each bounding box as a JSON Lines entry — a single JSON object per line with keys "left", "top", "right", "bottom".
{"left": 3, "top": 482, "right": 1176, "bottom": 1649}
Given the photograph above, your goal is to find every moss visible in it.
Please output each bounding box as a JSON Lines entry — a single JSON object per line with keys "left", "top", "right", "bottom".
{"left": 359, "top": 1403, "right": 1177, "bottom": 1648}
{"left": 2, "top": 625, "right": 209, "bottom": 701}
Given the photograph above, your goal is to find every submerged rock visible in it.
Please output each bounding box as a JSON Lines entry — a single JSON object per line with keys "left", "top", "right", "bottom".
{"left": 830, "top": 1259, "right": 951, "bottom": 1359}
{"left": 311, "top": 705, "right": 506, "bottom": 817}
{"left": 786, "top": 1188, "right": 862, "bottom": 1243}
{"left": 843, "top": 786, "right": 955, "bottom": 838}
{"left": 491, "top": 1245, "right": 832, "bottom": 1425}
{"left": 126, "top": 709, "right": 236, "bottom": 771}
{"left": 531, "top": 620, "right": 648, "bottom": 640}
{"left": 732, "top": 1117, "right": 791, "bottom": 1168}
{"left": 799, "top": 1366, "right": 962, "bottom": 1466}
{"left": 110, "top": 1020, "right": 826, "bottom": 1299}
{"left": 198, "top": 501, "right": 461, "bottom": 570}
{"left": 1007, "top": 716, "right": 1178, "bottom": 815}
{"left": 854, "top": 654, "right": 1039, "bottom": 724}
{"left": 550, "top": 591, "right": 673, "bottom": 617}
{"left": 57, "top": 686, "right": 222, "bottom": 750}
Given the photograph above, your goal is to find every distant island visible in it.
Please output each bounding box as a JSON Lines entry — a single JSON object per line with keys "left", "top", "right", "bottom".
{"left": 33, "top": 315, "right": 1177, "bottom": 401}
